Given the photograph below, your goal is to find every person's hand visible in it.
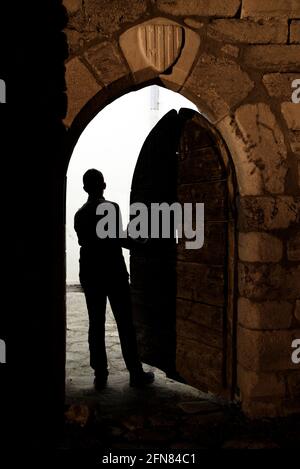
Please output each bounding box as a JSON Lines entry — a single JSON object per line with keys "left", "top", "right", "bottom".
{"left": 134, "top": 237, "right": 149, "bottom": 245}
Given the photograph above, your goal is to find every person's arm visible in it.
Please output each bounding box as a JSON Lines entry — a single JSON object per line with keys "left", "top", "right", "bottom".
{"left": 120, "top": 232, "right": 148, "bottom": 250}
{"left": 74, "top": 209, "right": 85, "bottom": 246}
{"left": 114, "top": 203, "right": 148, "bottom": 250}
{"left": 74, "top": 211, "right": 80, "bottom": 242}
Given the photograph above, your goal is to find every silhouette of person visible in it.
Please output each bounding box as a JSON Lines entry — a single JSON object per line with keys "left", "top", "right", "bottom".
{"left": 74, "top": 169, "right": 155, "bottom": 390}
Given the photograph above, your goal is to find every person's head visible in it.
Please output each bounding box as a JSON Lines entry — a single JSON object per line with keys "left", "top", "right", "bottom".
{"left": 83, "top": 169, "right": 106, "bottom": 196}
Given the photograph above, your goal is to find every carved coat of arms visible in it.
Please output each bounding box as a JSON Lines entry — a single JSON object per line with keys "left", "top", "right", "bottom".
{"left": 138, "top": 24, "right": 183, "bottom": 73}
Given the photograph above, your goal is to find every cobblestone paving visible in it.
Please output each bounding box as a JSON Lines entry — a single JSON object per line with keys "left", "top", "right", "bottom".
{"left": 66, "top": 290, "right": 209, "bottom": 404}
{"left": 65, "top": 290, "right": 230, "bottom": 447}
{"left": 64, "top": 289, "right": 300, "bottom": 449}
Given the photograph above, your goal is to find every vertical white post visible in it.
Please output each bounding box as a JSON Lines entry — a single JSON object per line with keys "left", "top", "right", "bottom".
{"left": 149, "top": 85, "right": 160, "bottom": 129}
{"left": 150, "top": 85, "right": 159, "bottom": 111}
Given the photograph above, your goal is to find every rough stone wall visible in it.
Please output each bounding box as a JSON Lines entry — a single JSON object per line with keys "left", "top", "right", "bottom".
{"left": 63, "top": 0, "right": 300, "bottom": 418}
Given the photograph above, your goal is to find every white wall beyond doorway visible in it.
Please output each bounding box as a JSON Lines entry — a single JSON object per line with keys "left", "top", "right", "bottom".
{"left": 66, "top": 85, "right": 197, "bottom": 284}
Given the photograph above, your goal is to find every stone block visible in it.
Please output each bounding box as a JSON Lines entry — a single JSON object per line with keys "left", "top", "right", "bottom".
{"left": 281, "top": 102, "right": 300, "bottom": 130}
{"left": 290, "top": 20, "right": 300, "bottom": 44}
{"left": 290, "top": 131, "right": 300, "bottom": 155}
{"left": 63, "top": 0, "right": 82, "bottom": 15}
{"left": 84, "top": 41, "right": 129, "bottom": 86}
{"left": 68, "top": 0, "right": 148, "bottom": 38}
{"left": 64, "top": 57, "right": 101, "bottom": 127}
{"left": 287, "top": 230, "right": 300, "bottom": 261}
{"left": 207, "top": 19, "right": 288, "bottom": 44}
{"left": 238, "top": 263, "right": 300, "bottom": 301}
{"left": 238, "top": 196, "right": 300, "bottom": 231}
{"left": 237, "top": 325, "right": 300, "bottom": 371}
{"left": 242, "top": 0, "right": 300, "bottom": 19}
{"left": 263, "top": 73, "right": 300, "bottom": 100}
{"left": 183, "top": 54, "right": 254, "bottom": 123}
{"left": 244, "top": 45, "right": 300, "bottom": 72}
{"left": 218, "top": 104, "right": 288, "bottom": 195}
{"left": 238, "top": 365, "right": 286, "bottom": 398}
{"left": 157, "top": 0, "right": 241, "bottom": 17}
{"left": 239, "top": 232, "right": 283, "bottom": 262}
{"left": 221, "top": 44, "right": 240, "bottom": 57}
{"left": 238, "top": 297, "right": 293, "bottom": 329}
{"left": 65, "top": 0, "right": 148, "bottom": 53}
{"left": 183, "top": 18, "right": 204, "bottom": 29}
{"left": 65, "top": 29, "right": 83, "bottom": 57}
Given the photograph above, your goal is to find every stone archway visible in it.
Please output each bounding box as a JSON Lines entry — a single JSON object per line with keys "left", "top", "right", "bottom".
{"left": 65, "top": 80, "right": 236, "bottom": 398}
{"left": 63, "top": 7, "right": 300, "bottom": 418}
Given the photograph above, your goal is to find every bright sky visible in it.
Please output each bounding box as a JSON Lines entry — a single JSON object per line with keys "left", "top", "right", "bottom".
{"left": 66, "top": 85, "right": 197, "bottom": 283}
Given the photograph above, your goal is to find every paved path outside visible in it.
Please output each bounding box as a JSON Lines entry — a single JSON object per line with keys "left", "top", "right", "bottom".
{"left": 66, "top": 289, "right": 210, "bottom": 404}
{"left": 64, "top": 289, "right": 300, "bottom": 449}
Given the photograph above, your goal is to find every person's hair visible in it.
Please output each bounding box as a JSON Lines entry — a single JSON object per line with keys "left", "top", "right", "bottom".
{"left": 83, "top": 169, "right": 105, "bottom": 194}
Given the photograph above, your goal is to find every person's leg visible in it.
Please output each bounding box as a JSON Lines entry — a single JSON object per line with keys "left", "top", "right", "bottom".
{"left": 82, "top": 283, "right": 108, "bottom": 381}
{"left": 108, "top": 274, "right": 155, "bottom": 386}
{"left": 107, "top": 275, "right": 142, "bottom": 374}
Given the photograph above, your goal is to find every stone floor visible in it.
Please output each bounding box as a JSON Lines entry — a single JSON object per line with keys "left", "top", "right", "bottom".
{"left": 63, "top": 288, "right": 300, "bottom": 450}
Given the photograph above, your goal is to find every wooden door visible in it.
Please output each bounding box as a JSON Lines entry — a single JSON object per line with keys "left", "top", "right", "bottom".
{"left": 130, "top": 108, "right": 236, "bottom": 395}
{"left": 130, "top": 109, "right": 180, "bottom": 378}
